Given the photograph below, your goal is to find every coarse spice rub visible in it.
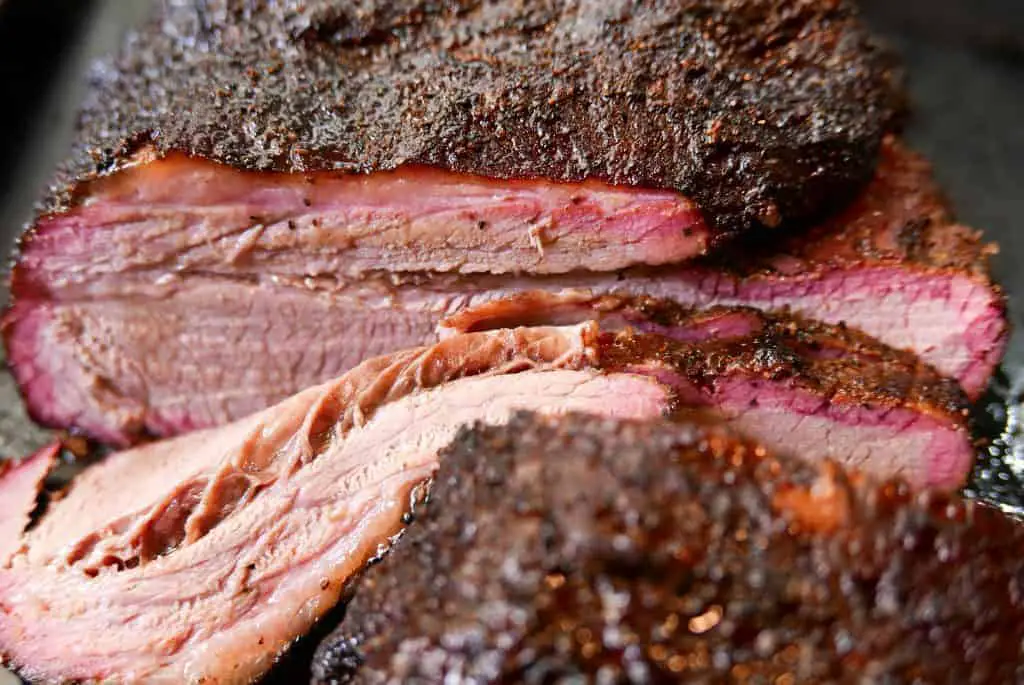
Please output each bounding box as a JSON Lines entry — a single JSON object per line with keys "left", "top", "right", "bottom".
{"left": 313, "top": 412, "right": 1024, "bottom": 684}
{"left": 38, "top": 0, "right": 901, "bottom": 235}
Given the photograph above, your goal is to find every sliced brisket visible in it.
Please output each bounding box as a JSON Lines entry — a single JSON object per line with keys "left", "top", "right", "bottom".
{"left": 0, "top": 316, "right": 975, "bottom": 681}
{"left": 6, "top": 140, "right": 1004, "bottom": 444}
{"left": 589, "top": 300, "right": 972, "bottom": 489}
{"left": 0, "top": 444, "right": 59, "bottom": 564}
{"left": 312, "top": 412, "right": 1024, "bottom": 685}
{"left": 0, "top": 325, "right": 672, "bottom": 684}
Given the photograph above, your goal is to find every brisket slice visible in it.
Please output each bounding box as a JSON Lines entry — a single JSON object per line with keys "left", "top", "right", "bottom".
{"left": 6, "top": 140, "right": 1004, "bottom": 444}
{"left": 549, "top": 299, "right": 970, "bottom": 489}
{"left": 312, "top": 413, "right": 1024, "bottom": 685}
{"left": 40, "top": 0, "right": 899, "bottom": 237}
{"left": 0, "top": 324, "right": 672, "bottom": 684}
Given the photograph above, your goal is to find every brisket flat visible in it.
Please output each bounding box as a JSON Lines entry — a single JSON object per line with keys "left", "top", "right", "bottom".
{"left": 6, "top": 140, "right": 1004, "bottom": 444}
{"left": 312, "top": 412, "right": 1024, "bottom": 685}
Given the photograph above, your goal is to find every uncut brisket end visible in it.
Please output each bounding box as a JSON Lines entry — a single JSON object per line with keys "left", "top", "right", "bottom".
{"left": 312, "top": 413, "right": 1024, "bottom": 685}
{"left": 6, "top": 141, "right": 1004, "bottom": 444}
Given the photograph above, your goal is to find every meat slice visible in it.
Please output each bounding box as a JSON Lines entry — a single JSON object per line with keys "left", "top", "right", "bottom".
{"left": 22, "top": 156, "right": 708, "bottom": 280}
{"left": 6, "top": 141, "right": 1004, "bottom": 444}
{"left": 0, "top": 325, "right": 672, "bottom": 684}
{"left": 581, "top": 300, "right": 972, "bottom": 490}
{"left": 312, "top": 413, "right": 1024, "bottom": 685}
{"left": 6, "top": 299, "right": 977, "bottom": 490}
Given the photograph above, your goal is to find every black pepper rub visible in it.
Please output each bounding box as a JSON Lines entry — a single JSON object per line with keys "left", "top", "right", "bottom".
{"left": 311, "top": 412, "right": 1024, "bottom": 684}
{"left": 48, "top": 0, "right": 901, "bottom": 238}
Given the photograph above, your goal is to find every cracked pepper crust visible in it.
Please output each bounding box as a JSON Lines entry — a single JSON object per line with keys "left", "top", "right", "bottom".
{"left": 312, "top": 413, "right": 1024, "bottom": 684}
{"left": 708, "top": 138, "right": 998, "bottom": 277}
{"left": 443, "top": 296, "right": 972, "bottom": 426}
{"left": 44, "top": 0, "right": 901, "bottom": 237}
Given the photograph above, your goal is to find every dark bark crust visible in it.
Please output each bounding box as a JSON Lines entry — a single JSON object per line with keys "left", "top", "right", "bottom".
{"left": 44, "top": 0, "right": 901, "bottom": 238}
{"left": 312, "top": 412, "right": 1024, "bottom": 684}
{"left": 443, "top": 297, "right": 972, "bottom": 424}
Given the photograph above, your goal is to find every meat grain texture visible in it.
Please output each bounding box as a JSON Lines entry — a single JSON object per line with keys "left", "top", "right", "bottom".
{"left": 313, "top": 413, "right": 1024, "bottom": 685}
{"left": 0, "top": 314, "right": 981, "bottom": 683}
{"left": 446, "top": 299, "right": 977, "bottom": 490}
{"left": 6, "top": 139, "right": 1005, "bottom": 443}
{"left": 0, "top": 326, "right": 670, "bottom": 684}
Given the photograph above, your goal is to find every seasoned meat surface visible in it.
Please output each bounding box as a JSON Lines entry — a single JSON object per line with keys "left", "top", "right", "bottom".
{"left": 313, "top": 412, "right": 1024, "bottom": 684}
{"left": 45, "top": 0, "right": 901, "bottom": 235}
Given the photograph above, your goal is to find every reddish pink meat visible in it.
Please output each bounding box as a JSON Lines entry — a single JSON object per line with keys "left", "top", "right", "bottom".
{"left": 0, "top": 324, "right": 670, "bottom": 684}
{"left": 0, "top": 314, "right": 976, "bottom": 682}
{"left": 19, "top": 154, "right": 705, "bottom": 287}
{"left": 4, "top": 140, "right": 1005, "bottom": 444}
{"left": 0, "top": 444, "right": 59, "bottom": 564}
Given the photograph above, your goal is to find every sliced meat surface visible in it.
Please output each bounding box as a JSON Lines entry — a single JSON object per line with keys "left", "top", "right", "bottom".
{"left": 42, "top": 0, "right": 900, "bottom": 236}
{"left": 0, "top": 315, "right": 977, "bottom": 681}
{"left": 312, "top": 412, "right": 1024, "bottom": 685}
{"left": 6, "top": 141, "right": 1004, "bottom": 444}
{"left": 0, "top": 444, "right": 59, "bottom": 564}
{"left": 0, "top": 325, "right": 671, "bottom": 684}
{"left": 7, "top": 300, "right": 976, "bottom": 488}
{"left": 595, "top": 302, "right": 973, "bottom": 489}
{"left": 23, "top": 155, "right": 707, "bottom": 280}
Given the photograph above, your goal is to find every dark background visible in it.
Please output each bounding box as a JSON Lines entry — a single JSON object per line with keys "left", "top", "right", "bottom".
{"left": 0, "top": 0, "right": 1020, "bottom": 453}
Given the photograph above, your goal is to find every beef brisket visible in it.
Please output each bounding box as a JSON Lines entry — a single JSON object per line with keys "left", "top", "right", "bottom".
{"left": 0, "top": 324, "right": 672, "bottom": 684}
{"left": 312, "top": 412, "right": 1024, "bottom": 685}
{"left": 6, "top": 140, "right": 1004, "bottom": 444}
{"left": 0, "top": 444, "right": 59, "bottom": 564}
{"left": 581, "top": 300, "right": 972, "bottom": 489}
{"left": 42, "top": 0, "right": 899, "bottom": 235}
{"left": 0, "top": 315, "right": 976, "bottom": 681}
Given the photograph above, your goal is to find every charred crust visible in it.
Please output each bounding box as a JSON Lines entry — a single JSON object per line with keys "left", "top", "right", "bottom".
{"left": 40, "top": 0, "right": 901, "bottom": 237}
{"left": 642, "top": 305, "right": 969, "bottom": 423}
{"left": 313, "top": 413, "right": 1024, "bottom": 683}
{"left": 704, "top": 138, "right": 997, "bottom": 277}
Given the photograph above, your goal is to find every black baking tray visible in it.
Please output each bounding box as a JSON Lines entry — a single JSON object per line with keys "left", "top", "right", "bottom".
{"left": 0, "top": 0, "right": 1022, "bottom": 512}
